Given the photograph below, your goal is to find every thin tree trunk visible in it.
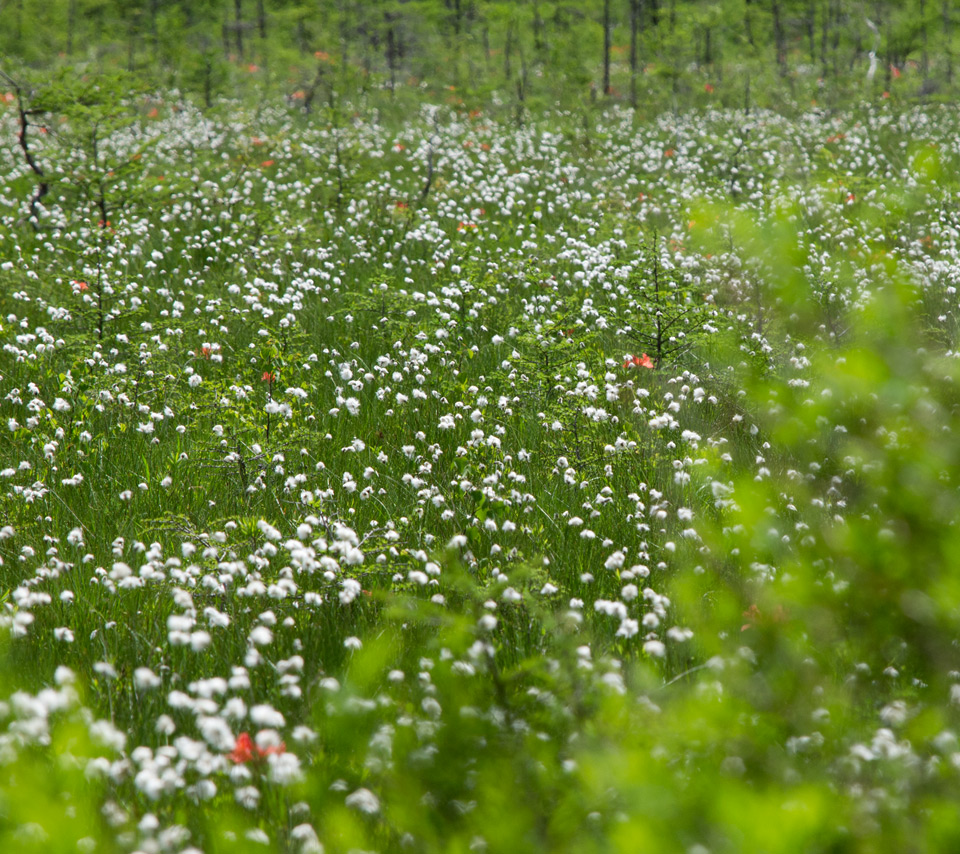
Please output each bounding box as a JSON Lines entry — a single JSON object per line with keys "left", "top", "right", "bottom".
{"left": 831, "top": 0, "right": 841, "bottom": 80}
{"left": 67, "top": 0, "right": 77, "bottom": 55}
{"left": 630, "top": 0, "right": 640, "bottom": 108}
{"left": 919, "top": 0, "right": 928, "bottom": 77}
{"left": 532, "top": 0, "right": 544, "bottom": 53}
{"left": 945, "top": 0, "right": 954, "bottom": 84}
{"left": 127, "top": 14, "right": 137, "bottom": 72}
{"left": 234, "top": 0, "right": 244, "bottom": 60}
{"left": 772, "top": 0, "right": 786, "bottom": 76}
{"left": 602, "top": 0, "right": 611, "bottom": 95}
{"left": 257, "top": 0, "right": 267, "bottom": 41}
{"left": 385, "top": 16, "right": 397, "bottom": 94}
{"left": 14, "top": 0, "right": 23, "bottom": 50}
{"left": 820, "top": 0, "right": 829, "bottom": 78}
{"left": 338, "top": 0, "right": 349, "bottom": 75}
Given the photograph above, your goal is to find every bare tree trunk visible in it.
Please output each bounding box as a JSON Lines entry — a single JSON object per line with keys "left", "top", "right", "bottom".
{"left": 234, "top": 0, "right": 244, "bottom": 60}
{"left": 744, "top": 0, "right": 755, "bottom": 49}
{"left": 127, "top": 14, "right": 137, "bottom": 72}
{"left": 204, "top": 54, "right": 213, "bottom": 109}
{"left": 67, "top": 0, "right": 77, "bottom": 55}
{"left": 14, "top": 0, "right": 24, "bottom": 49}
{"left": 820, "top": 0, "right": 829, "bottom": 78}
{"left": 630, "top": 0, "right": 641, "bottom": 108}
{"left": 772, "top": 0, "right": 786, "bottom": 76}
{"left": 919, "top": 0, "right": 928, "bottom": 77}
{"left": 296, "top": 17, "right": 308, "bottom": 54}
{"left": 807, "top": 0, "right": 816, "bottom": 62}
{"left": 385, "top": 15, "right": 397, "bottom": 94}
{"left": 338, "top": 0, "right": 350, "bottom": 75}
{"left": 602, "top": 0, "right": 611, "bottom": 95}
{"left": 532, "top": 0, "right": 544, "bottom": 53}
{"left": 946, "top": 0, "right": 954, "bottom": 83}
{"left": 257, "top": 0, "right": 267, "bottom": 41}
{"left": 831, "top": 0, "right": 841, "bottom": 79}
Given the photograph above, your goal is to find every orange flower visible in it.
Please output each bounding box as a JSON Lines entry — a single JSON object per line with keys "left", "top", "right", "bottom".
{"left": 200, "top": 346, "right": 212, "bottom": 359}
{"left": 261, "top": 159, "right": 275, "bottom": 168}
{"left": 741, "top": 604, "right": 761, "bottom": 632}
{"left": 71, "top": 280, "right": 89, "bottom": 292}
{"left": 229, "top": 732, "right": 286, "bottom": 763}
{"left": 741, "top": 603, "right": 788, "bottom": 632}
{"left": 623, "top": 354, "right": 653, "bottom": 370}
{"left": 704, "top": 83, "right": 714, "bottom": 93}
{"left": 262, "top": 371, "right": 276, "bottom": 384}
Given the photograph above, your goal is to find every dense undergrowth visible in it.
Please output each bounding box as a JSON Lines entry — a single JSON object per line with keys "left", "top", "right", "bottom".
{"left": 2, "top": 69, "right": 960, "bottom": 852}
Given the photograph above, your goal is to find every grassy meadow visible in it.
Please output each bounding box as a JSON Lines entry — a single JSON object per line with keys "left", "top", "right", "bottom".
{"left": 3, "top": 33, "right": 960, "bottom": 853}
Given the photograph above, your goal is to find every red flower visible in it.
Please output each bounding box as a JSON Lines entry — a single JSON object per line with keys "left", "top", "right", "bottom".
{"left": 229, "top": 732, "right": 256, "bottom": 763}
{"left": 704, "top": 83, "right": 714, "bottom": 94}
{"left": 623, "top": 354, "right": 654, "bottom": 370}
{"left": 229, "top": 732, "right": 286, "bottom": 763}
{"left": 741, "top": 604, "right": 761, "bottom": 632}
{"left": 200, "top": 346, "right": 212, "bottom": 359}
{"left": 262, "top": 371, "right": 276, "bottom": 384}
{"left": 741, "top": 603, "right": 788, "bottom": 632}
{"left": 260, "top": 159, "right": 275, "bottom": 168}
{"left": 71, "top": 280, "right": 89, "bottom": 292}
